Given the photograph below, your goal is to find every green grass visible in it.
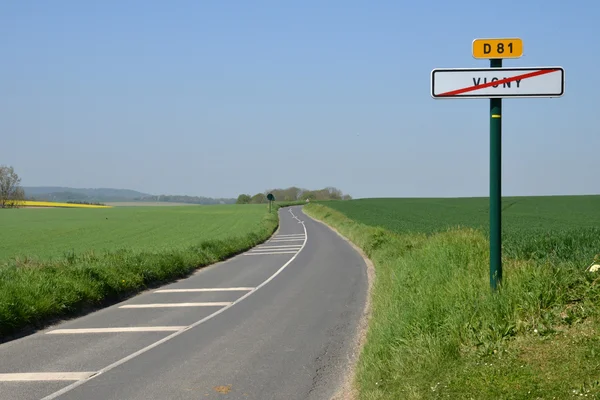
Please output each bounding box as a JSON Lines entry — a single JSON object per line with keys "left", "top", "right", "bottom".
{"left": 0, "top": 205, "right": 269, "bottom": 261}
{"left": 0, "top": 204, "right": 278, "bottom": 339}
{"left": 305, "top": 199, "right": 600, "bottom": 400}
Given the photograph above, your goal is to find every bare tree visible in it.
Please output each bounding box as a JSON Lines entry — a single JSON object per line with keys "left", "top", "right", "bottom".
{"left": 0, "top": 165, "right": 25, "bottom": 208}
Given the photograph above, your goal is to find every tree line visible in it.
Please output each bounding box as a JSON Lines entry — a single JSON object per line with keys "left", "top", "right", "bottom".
{"left": 66, "top": 201, "right": 107, "bottom": 206}
{"left": 134, "top": 195, "right": 236, "bottom": 205}
{"left": 236, "top": 186, "right": 351, "bottom": 204}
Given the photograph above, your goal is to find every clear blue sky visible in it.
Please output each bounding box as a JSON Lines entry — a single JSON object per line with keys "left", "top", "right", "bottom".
{"left": 1, "top": 1, "right": 597, "bottom": 199}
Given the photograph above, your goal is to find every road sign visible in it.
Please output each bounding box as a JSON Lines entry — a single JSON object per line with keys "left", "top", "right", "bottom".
{"left": 431, "top": 67, "right": 564, "bottom": 99}
{"left": 431, "top": 38, "right": 565, "bottom": 291}
{"left": 267, "top": 193, "right": 275, "bottom": 213}
{"left": 472, "top": 38, "right": 523, "bottom": 59}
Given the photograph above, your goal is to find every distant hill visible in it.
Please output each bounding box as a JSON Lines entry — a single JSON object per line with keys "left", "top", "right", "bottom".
{"left": 23, "top": 187, "right": 151, "bottom": 203}
{"left": 24, "top": 187, "right": 150, "bottom": 199}
{"left": 23, "top": 187, "right": 236, "bottom": 205}
{"left": 135, "top": 195, "right": 236, "bottom": 205}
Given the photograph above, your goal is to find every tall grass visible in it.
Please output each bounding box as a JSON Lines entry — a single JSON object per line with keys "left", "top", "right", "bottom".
{"left": 0, "top": 210, "right": 278, "bottom": 340}
{"left": 305, "top": 203, "right": 600, "bottom": 399}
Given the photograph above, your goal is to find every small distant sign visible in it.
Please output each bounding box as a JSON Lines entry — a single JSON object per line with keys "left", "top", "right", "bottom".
{"left": 472, "top": 38, "right": 523, "bottom": 59}
{"left": 267, "top": 193, "right": 275, "bottom": 201}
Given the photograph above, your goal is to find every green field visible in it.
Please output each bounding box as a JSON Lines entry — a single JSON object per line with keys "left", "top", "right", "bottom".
{"left": 323, "top": 196, "right": 600, "bottom": 264}
{"left": 104, "top": 201, "right": 197, "bottom": 207}
{"left": 1, "top": 205, "right": 268, "bottom": 261}
{"left": 0, "top": 204, "right": 277, "bottom": 339}
{"left": 306, "top": 197, "right": 600, "bottom": 400}
{"left": 322, "top": 196, "right": 600, "bottom": 232}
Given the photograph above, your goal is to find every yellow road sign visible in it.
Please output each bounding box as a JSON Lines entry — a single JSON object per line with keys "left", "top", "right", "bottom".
{"left": 472, "top": 38, "right": 523, "bottom": 59}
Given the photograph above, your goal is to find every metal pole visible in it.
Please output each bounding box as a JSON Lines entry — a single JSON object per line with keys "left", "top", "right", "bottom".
{"left": 490, "top": 58, "right": 502, "bottom": 290}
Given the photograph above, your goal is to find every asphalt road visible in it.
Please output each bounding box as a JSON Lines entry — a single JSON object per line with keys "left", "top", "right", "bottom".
{"left": 0, "top": 206, "right": 368, "bottom": 400}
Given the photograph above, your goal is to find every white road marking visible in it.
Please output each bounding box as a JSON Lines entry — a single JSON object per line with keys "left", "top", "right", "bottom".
{"left": 248, "top": 247, "right": 300, "bottom": 253}
{"left": 46, "top": 327, "right": 186, "bottom": 334}
{"left": 272, "top": 235, "right": 304, "bottom": 237}
{"left": 119, "top": 302, "right": 231, "bottom": 308}
{"left": 154, "top": 287, "right": 254, "bottom": 293}
{"left": 41, "top": 207, "right": 308, "bottom": 400}
{"left": 269, "top": 238, "right": 304, "bottom": 242}
{"left": 0, "top": 372, "right": 96, "bottom": 382}
{"left": 256, "top": 245, "right": 302, "bottom": 249}
{"left": 244, "top": 251, "right": 297, "bottom": 255}
{"left": 249, "top": 247, "right": 299, "bottom": 252}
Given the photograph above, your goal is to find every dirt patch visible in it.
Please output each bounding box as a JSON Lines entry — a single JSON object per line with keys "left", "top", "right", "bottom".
{"left": 302, "top": 210, "right": 375, "bottom": 400}
{"left": 213, "top": 385, "right": 232, "bottom": 394}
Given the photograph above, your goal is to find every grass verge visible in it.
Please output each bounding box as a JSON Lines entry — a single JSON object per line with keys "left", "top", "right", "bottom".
{"left": 304, "top": 203, "right": 600, "bottom": 400}
{"left": 0, "top": 207, "right": 278, "bottom": 340}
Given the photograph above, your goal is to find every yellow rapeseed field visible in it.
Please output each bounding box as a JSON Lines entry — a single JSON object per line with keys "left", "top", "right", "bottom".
{"left": 21, "top": 201, "right": 112, "bottom": 209}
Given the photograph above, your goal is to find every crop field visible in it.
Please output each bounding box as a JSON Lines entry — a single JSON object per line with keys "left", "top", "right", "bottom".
{"left": 0, "top": 204, "right": 269, "bottom": 261}
{"left": 20, "top": 200, "right": 111, "bottom": 208}
{"left": 306, "top": 197, "right": 600, "bottom": 399}
{"left": 323, "top": 196, "right": 600, "bottom": 233}
{"left": 323, "top": 195, "right": 600, "bottom": 264}
{"left": 105, "top": 201, "right": 198, "bottom": 207}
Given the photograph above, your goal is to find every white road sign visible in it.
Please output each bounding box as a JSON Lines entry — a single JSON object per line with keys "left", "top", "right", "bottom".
{"left": 431, "top": 67, "right": 565, "bottom": 99}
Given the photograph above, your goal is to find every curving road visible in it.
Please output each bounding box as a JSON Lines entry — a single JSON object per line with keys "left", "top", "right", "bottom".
{"left": 0, "top": 206, "right": 368, "bottom": 400}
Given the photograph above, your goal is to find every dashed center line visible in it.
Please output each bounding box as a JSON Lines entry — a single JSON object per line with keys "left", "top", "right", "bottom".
{"left": 119, "top": 302, "right": 232, "bottom": 309}
{"left": 154, "top": 288, "right": 254, "bottom": 293}
{"left": 46, "top": 327, "right": 186, "bottom": 334}
{"left": 0, "top": 372, "right": 96, "bottom": 382}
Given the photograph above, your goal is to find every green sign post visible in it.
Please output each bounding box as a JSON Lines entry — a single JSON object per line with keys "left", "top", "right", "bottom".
{"left": 267, "top": 193, "right": 275, "bottom": 213}
{"left": 489, "top": 58, "right": 502, "bottom": 290}
{"left": 431, "top": 38, "right": 565, "bottom": 290}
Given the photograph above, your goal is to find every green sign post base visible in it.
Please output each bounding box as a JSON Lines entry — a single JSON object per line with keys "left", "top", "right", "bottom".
{"left": 267, "top": 193, "right": 275, "bottom": 213}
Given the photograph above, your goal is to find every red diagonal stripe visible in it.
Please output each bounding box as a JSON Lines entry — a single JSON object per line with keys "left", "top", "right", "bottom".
{"left": 437, "top": 68, "right": 560, "bottom": 97}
